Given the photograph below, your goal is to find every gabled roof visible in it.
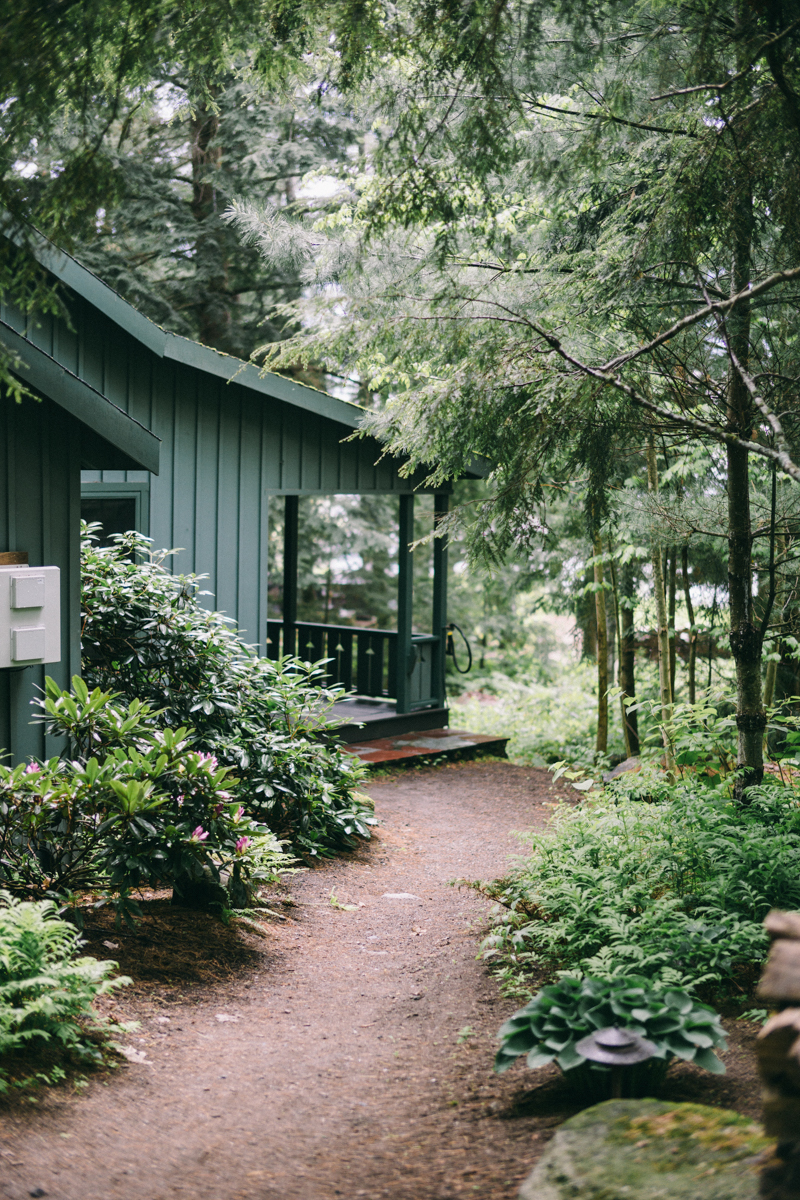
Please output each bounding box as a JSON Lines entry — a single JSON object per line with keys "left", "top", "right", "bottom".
{"left": 8, "top": 228, "right": 489, "bottom": 480}
{"left": 30, "top": 237, "right": 370, "bottom": 431}
{"left": 0, "top": 315, "right": 160, "bottom": 474}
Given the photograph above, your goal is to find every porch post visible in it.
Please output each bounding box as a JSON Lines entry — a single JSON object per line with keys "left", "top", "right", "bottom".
{"left": 283, "top": 494, "right": 299, "bottom": 658}
{"left": 432, "top": 493, "right": 449, "bottom": 709}
{"left": 396, "top": 493, "right": 414, "bottom": 713}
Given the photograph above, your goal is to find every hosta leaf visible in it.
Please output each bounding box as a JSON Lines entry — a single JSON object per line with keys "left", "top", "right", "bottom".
{"left": 681, "top": 1029, "right": 715, "bottom": 1048}
{"left": 502, "top": 1029, "right": 537, "bottom": 1053}
{"left": 526, "top": 1047, "right": 556, "bottom": 1070}
{"left": 692, "top": 1047, "right": 726, "bottom": 1074}
{"left": 556, "top": 1043, "right": 585, "bottom": 1071}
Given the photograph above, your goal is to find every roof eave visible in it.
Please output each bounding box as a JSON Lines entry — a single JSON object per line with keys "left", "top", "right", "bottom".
{"left": 0, "top": 321, "right": 161, "bottom": 474}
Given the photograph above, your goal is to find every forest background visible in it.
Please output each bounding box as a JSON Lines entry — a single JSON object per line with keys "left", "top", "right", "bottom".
{"left": 4, "top": 0, "right": 800, "bottom": 784}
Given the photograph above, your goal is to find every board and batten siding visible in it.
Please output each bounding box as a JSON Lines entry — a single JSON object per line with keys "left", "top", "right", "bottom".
{"left": 0, "top": 390, "right": 82, "bottom": 763}
{"left": 2, "top": 285, "right": 433, "bottom": 654}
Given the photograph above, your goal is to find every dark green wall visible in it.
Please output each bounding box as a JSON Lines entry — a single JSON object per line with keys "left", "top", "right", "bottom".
{"left": 0, "top": 391, "right": 82, "bottom": 764}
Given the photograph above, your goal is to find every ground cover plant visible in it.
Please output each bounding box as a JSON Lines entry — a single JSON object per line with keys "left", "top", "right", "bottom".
{"left": 472, "top": 700, "right": 800, "bottom": 1004}
{"left": 80, "top": 527, "right": 375, "bottom": 858}
{"left": 494, "top": 976, "right": 727, "bottom": 1100}
{"left": 0, "top": 891, "right": 129, "bottom": 1093}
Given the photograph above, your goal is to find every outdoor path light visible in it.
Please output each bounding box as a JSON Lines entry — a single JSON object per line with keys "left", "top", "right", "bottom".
{"left": 575, "top": 1026, "right": 657, "bottom": 1099}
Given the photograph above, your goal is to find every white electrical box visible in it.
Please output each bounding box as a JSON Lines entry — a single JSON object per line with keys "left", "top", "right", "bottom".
{"left": 0, "top": 566, "right": 60, "bottom": 668}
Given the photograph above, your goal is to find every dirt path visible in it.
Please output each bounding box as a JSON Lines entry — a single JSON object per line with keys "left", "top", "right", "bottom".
{"left": 0, "top": 762, "right": 761, "bottom": 1200}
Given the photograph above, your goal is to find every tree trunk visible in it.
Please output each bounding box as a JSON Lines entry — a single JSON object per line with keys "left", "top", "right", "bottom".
{"left": 190, "top": 97, "right": 230, "bottom": 351}
{"left": 577, "top": 570, "right": 598, "bottom": 662}
{"left": 617, "top": 558, "right": 640, "bottom": 757}
{"left": 668, "top": 548, "right": 677, "bottom": 701}
{"left": 681, "top": 546, "right": 697, "bottom": 705}
{"left": 646, "top": 435, "right": 675, "bottom": 773}
{"left": 593, "top": 533, "right": 608, "bottom": 756}
{"left": 726, "top": 169, "right": 764, "bottom": 799}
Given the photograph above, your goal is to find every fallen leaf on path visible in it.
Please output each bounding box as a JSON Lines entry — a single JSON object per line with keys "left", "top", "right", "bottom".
{"left": 382, "top": 893, "right": 419, "bottom": 900}
{"left": 215, "top": 1014, "right": 238, "bottom": 1022}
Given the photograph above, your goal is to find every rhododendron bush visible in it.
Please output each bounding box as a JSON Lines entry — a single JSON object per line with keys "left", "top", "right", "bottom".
{"left": 80, "top": 527, "right": 374, "bottom": 858}
{"left": 0, "top": 529, "right": 375, "bottom": 918}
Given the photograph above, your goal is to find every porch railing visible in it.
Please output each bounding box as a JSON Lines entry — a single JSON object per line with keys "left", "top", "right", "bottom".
{"left": 266, "top": 619, "right": 442, "bottom": 709}
{"left": 266, "top": 620, "right": 397, "bottom": 697}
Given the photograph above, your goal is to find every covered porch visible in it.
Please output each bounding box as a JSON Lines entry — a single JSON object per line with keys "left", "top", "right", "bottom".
{"left": 266, "top": 492, "right": 451, "bottom": 743}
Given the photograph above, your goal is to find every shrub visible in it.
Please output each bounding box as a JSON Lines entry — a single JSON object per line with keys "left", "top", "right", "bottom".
{"left": 0, "top": 891, "right": 128, "bottom": 1091}
{"left": 0, "top": 676, "right": 293, "bottom": 919}
{"left": 495, "top": 976, "right": 727, "bottom": 1101}
{"left": 80, "top": 527, "right": 375, "bottom": 856}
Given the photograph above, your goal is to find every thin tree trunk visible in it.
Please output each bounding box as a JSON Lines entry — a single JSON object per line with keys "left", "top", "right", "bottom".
{"left": 681, "top": 546, "right": 697, "bottom": 705}
{"left": 726, "top": 157, "right": 764, "bottom": 799}
{"left": 668, "top": 547, "right": 677, "bottom": 702}
{"left": 191, "top": 96, "right": 229, "bottom": 351}
{"left": 593, "top": 533, "right": 608, "bottom": 756}
{"left": 763, "top": 530, "right": 785, "bottom": 716}
{"left": 617, "top": 557, "right": 640, "bottom": 757}
{"left": 646, "top": 435, "right": 675, "bottom": 773}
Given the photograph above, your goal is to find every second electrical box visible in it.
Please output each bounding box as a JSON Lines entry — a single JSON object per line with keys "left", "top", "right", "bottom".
{"left": 0, "top": 566, "right": 61, "bottom": 668}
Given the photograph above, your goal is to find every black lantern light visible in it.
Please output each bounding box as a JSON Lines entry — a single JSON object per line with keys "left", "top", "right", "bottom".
{"left": 575, "top": 1026, "right": 658, "bottom": 1099}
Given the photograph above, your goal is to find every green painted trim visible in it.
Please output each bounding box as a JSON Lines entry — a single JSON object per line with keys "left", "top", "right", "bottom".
{"left": 81, "top": 481, "right": 151, "bottom": 537}
{"left": 0, "top": 320, "right": 161, "bottom": 473}
{"left": 396, "top": 494, "right": 414, "bottom": 714}
{"left": 26, "top": 241, "right": 168, "bottom": 358}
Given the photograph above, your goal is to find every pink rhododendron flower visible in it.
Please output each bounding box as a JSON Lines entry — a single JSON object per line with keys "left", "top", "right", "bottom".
{"left": 190, "top": 826, "right": 209, "bottom": 843}
{"left": 235, "top": 836, "right": 251, "bottom": 855}
{"left": 232, "top": 806, "right": 245, "bottom": 823}
{"left": 197, "top": 752, "right": 218, "bottom": 771}
{"left": 176, "top": 794, "right": 185, "bottom": 808}
{"left": 24, "top": 762, "right": 41, "bottom": 774}
{"left": 214, "top": 803, "right": 224, "bottom": 816}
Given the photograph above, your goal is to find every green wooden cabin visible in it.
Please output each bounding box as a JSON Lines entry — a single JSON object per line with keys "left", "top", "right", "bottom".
{"left": 0, "top": 236, "right": 479, "bottom": 747}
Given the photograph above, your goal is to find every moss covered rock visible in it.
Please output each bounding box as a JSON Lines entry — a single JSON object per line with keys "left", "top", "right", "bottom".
{"left": 519, "top": 1099, "right": 771, "bottom": 1199}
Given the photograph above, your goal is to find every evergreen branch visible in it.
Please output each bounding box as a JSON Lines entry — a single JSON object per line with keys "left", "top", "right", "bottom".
{"left": 601, "top": 265, "right": 800, "bottom": 372}
{"left": 521, "top": 98, "right": 699, "bottom": 138}
{"left": 649, "top": 19, "right": 800, "bottom": 100}
{"left": 533, "top": 333, "right": 800, "bottom": 483}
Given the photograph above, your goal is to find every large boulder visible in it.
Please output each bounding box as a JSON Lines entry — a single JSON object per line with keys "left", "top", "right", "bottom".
{"left": 519, "top": 1099, "right": 771, "bottom": 1200}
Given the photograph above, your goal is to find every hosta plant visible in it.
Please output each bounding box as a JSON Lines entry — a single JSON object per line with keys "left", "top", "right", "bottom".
{"left": 495, "top": 976, "right": 727, "bottom": 1101}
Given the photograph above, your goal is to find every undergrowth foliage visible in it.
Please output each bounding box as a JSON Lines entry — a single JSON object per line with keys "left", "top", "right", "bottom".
{"left": 0, "top": 677, "right": 293, "bottom": 920}
{"left": 473, "top": 780, "right": 800, "bottom": 995}
{"left": 0, "top": 891, "right": 129, "bottom": 1093}
{"left": 80, "top": 527, "right": 375, "bottom": 857}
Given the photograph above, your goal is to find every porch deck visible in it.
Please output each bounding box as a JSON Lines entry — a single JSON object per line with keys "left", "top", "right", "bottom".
{"left": 341, "top": 725, "right": 509, "bottom": 766}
